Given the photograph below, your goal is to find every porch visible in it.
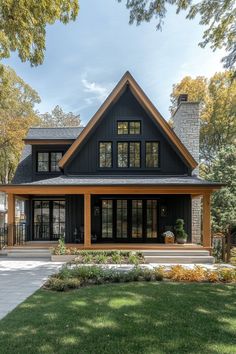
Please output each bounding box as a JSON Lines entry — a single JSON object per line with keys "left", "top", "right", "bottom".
{"left": 0, "top": 184, "right": 215, "bottom": 250}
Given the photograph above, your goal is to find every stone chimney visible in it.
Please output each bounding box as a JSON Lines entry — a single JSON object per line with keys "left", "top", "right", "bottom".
{"left": 172, "top": 96, "right": 200, "bottom": 176}
{"left": 172, "top": 96, "right": 201, "bottom": 244}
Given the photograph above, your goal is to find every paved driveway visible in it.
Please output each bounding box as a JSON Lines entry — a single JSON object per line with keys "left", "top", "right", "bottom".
{"left": 0, "top": 258, "right": 63, "bottom": 320}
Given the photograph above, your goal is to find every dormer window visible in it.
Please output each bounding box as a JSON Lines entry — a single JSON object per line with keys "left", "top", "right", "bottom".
{"left": 117, "top": 121, "right": 141, "bottom": 135}
{"left": 37, "top": 152, "right": 62, "bottom": 172}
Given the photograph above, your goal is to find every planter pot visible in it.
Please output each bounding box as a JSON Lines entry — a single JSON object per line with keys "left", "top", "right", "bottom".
{"left": 176, "top": 238, "right": 187, "bottom": 245}
{"left": 51, "top": 255, "right": 77, "bottom": 262}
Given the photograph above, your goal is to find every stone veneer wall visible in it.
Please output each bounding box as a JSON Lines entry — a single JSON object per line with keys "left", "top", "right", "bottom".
{"left": 172, "top": 102, "right": 201, "bottom": 243}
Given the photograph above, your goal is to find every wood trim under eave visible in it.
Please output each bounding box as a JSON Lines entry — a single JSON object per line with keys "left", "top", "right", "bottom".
{"left": 0, "top": 184, "right": 221, "bottom": 195}
{"left": 58, "top": 71, "right": 198, "bottom": 170}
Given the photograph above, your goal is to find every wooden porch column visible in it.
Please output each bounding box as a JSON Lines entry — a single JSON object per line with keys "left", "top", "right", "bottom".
{"left": 7, "top": 193, "right": 15, "bottom": 246}
{"left": 84, "top": 193, "right": 91, "bottom": 248}
{"left": 202, "top": 193, "right": 211, "bottom": 248}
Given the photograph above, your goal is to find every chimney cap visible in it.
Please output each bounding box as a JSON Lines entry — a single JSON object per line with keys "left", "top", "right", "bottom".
{"left": 178, "top": 94, "right": 188, "bottom": 106}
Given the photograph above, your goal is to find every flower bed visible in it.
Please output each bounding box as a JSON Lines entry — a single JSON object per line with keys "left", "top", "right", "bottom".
{"left": 51, "top": 248, "right": 145, "bottom": 265}
{"left": 45, "top": 264, "right": 236, "bottom": 292}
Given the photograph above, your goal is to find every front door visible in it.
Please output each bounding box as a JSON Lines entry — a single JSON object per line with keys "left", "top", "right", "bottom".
{"left": 33, "top": 200, "right": 65, "bottom": 241}
{"left": 100, "top": 199, "right": 159, "bottom": 242}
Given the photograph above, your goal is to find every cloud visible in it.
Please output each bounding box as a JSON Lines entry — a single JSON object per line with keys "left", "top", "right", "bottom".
{"left": 81, "top": 78, "right": 109, "bottom": 103}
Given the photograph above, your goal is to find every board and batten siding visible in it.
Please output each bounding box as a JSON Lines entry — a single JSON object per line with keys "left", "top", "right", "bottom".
{"left": 65, "top": 87, "right": 190, "bottom": 176}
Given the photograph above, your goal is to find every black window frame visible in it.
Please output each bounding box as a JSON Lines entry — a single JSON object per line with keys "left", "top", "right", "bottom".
{"left": 117, "top": 120, "right": 141, "bottom": 135}
{"left": 145, "top": 141, "right": 160, "bottom": 168}
{"left": 36, "top": 151, "right": 63, "bottom": 173}
{"left": 117, "top": 141, "right": 141, "bottom": 168}
{"left": 99, "top": 141, "right": 113, "bottom": 168}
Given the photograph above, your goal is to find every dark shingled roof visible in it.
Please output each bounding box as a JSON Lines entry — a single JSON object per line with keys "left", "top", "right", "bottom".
{"left": 13, "top": 174, "right": 223, "bottom": 187}
{"left": 25, "top": 127, "right": 84, "bottom": 140}
{"left": 12, "top": 145, "right": 32, "bottom": 184}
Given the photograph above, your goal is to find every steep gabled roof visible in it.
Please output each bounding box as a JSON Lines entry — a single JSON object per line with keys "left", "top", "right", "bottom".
{"left": 58, "top": 71, "right": 198, "bottom": 170}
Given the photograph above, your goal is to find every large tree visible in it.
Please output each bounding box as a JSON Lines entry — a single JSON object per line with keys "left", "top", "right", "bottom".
{"left": 170, "top": 71, "right": 236, "bottom": 167}
{"left": 0, "top": 1, "right": 79, "bottom": 66}
{"left": 119, "top": 0, "right": 236, "bottom": 71}
{"left": 206, "top": 144, "right": 236, "bottom": 233}
{"left": 39, "top": 105, "right": 81, "bottom": 127}
{"left": 0, "top": 64, "right": 40, "bottom": 183}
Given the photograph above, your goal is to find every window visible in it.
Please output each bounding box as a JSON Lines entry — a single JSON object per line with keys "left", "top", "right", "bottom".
{"left": 117, "top": 142, "right": 128, "bottom": 167}
{"left": 37, "top": 153, "right": 49, "bottom": 172}
{"left": 117, "top": 200, "right": 128, "bottom": 238}
{"left": 117, "top": 122, "right": 129, "bottom": 135}
{"left": 117, "top": 142, "right": 141, "bottom": 168}
{"left": 130, "top": 121, "right": 141, "bottom": 134}
{"left": 51, "top": 152, "right": 63, "bottom": 172}
{"left": 146, "top": 142, "right": 159, "bottom": 168}
{"left": 101, "top": 200, "right": 113, "bottom": 238}
{"left": 132, "top": 200, "right": 143, "bottom": 238}
{"left": 37, "top": 152, "right": 62, "bottom": 172}
{"left": 129, "top": 142, "right": 140, "bottom": 167}
{"left": 99, "top": 142, "right": 112, "bottom": 168}
{"left": 146, "top": 200, "right": 158, "bottom": 238}
{"left": 117, "top": 121, "right": 141, "bottom": 135}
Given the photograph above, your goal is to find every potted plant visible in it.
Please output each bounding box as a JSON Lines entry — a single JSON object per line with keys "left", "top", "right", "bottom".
{"left": 174, "top": 219, "right": 188, "bottom": 244}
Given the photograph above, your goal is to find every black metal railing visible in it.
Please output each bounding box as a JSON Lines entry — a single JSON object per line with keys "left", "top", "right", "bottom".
{"left": 33, "top": 222, "right": 65, "bottom": 241}
{"left": 14, "top": 223, "right": 27, "bottom": 245}
{"left": 0, "top": 224, "right": 8, "bottom": 249}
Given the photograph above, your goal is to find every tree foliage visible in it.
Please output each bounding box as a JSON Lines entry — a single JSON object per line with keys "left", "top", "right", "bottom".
{"left": 0, "top": 0, "right": 79, "bottom": 66}
{"left": 206, "top": 145, "right": 236, "bottom": 233}
{"left": 0, "top": 64, "right": 40, "bottom": 183}
{"left": 39, "top": 105, "right": 81, "bottom": 127}
{"left": 170, "top": 71, "right": 236, "bottom": 165}
{"left": 119, "top": 0, "right": 236, "bottom": 70}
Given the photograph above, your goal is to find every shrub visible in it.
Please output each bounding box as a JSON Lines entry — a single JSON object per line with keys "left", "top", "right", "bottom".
{"left": 174, "top": 219, "right": 188, "bottom": 242}
{"left": 111, "top": 253, "right": 122, "bottom": 264}
{"left": 218, "top": 268, "right": 236, "bottom": 283}
{"left": 168, "top": 265, "right": 206, "bottom": 282}
{"left": 128, "top": 253, "right": 140, "bottom": 265}
{"left": 153, "top": 267, "right": 164, "bottom": 281}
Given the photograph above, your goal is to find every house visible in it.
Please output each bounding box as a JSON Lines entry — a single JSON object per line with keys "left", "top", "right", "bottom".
{"left": 0, "top": 72, "right": 222, "bottom": 251}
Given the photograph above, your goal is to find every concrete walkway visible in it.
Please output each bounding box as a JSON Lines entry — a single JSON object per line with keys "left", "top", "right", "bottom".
{"left": 0, "top": 258, "right": 63, "bottom": 320}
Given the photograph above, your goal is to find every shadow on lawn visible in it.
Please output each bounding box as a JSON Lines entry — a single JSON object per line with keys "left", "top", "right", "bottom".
{"left": 0, "top": 282, "right": 236, "bottom": 354}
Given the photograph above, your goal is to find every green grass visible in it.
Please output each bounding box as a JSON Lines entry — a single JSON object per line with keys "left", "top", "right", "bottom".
{"left": 0, "top": 283, "right": 236, "bottom": 354}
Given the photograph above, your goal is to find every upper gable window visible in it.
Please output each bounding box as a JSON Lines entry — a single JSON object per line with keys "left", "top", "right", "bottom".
{"left": 146, "top": 142, "right": 159, "bottom": 168}
{"left": 37, "top": 152, "right": 62, "bottom": 172}
{"left": 117, "top": 121, "right": 141, "bottom": 135}
{"left": 99, "top": 142, "right": 112, "bottom": 168}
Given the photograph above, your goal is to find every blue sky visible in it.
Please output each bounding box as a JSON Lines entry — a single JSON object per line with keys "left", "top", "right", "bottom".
{"left": 3, "top": 0, "right": 225, "bottom": 125}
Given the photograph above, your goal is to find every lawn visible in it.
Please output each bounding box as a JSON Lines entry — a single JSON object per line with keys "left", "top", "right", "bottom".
{"left": 0, "top": 282, "right": 236, "bottom": 354}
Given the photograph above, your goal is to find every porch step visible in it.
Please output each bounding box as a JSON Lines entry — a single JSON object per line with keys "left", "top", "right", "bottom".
{"left": 6, "top": 248, "right": 51, "bottom": 259}
{"left": 143, "top": 250, "right": 214, "bottom": 264}
{"left": 142, "top": 250, "right": 210, "bottom": 257}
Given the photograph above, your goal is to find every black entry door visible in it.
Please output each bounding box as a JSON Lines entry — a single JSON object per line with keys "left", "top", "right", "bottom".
{"left": 33, "top": 200, "right": 65, "bottom": 241}
{"left": 100, "top": 199, "right": 159, "bottom": 242}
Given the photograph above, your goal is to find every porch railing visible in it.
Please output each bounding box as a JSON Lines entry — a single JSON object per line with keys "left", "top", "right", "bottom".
{"left": 0, "top": 224, "right": 8, "bottom": 249}
{"left": 14, "top": 223, "right": 27, "bottom": 245}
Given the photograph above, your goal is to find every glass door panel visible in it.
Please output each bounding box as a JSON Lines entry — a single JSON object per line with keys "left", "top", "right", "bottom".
{"left": 33, "top": 201, "right": 50, "bottom": 240}
{"left": 146, "top": 200, "right": 158, "bottom": 238}
{"left": 101, "top": 200, "right": 113, "bottom": 238}
{"left": 132, "top": 200, "right": 143, "bottom": 239}
{"left": 52, "top": 201, "right": 65, "bottom": 240}
{"left": 116, "top": 200, "right": 128, "bottom": 238}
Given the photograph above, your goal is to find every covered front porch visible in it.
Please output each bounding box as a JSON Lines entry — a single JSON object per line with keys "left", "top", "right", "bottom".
{"left": 0, "top": 184, "right": 214, "bottom": 250}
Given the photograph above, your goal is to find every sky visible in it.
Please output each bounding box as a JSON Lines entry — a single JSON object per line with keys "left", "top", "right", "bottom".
{"left": 3, "top": 0, "right": 225, "bottom": 125}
